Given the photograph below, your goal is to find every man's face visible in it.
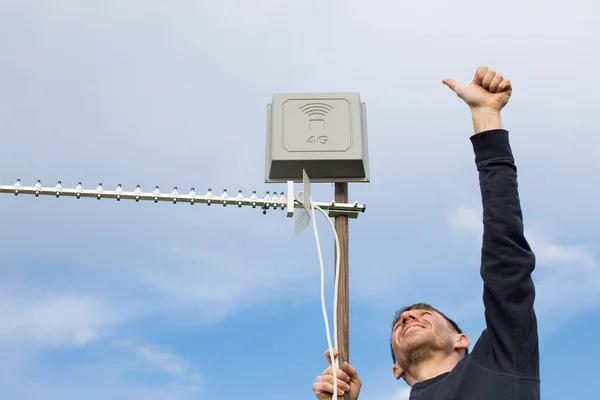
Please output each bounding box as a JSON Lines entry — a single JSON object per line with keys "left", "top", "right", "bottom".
{"left": 391, "top": 308, "right": 455, "bottom": 366}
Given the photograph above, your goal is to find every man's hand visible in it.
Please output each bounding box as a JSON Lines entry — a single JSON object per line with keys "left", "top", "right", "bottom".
{"left": 313, "top": 348, "right": 362, "bottom": 400}
{"left": 442, "top": 65, "right": 512, "bottom": 112}
{"left": 442, "top": 65, "right": 512, "bottom": 133}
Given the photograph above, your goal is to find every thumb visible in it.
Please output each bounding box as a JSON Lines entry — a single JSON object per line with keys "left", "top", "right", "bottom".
{"left": 324, "top": 348, "right": 339, "bottom": 366}
{"left": 442, "top": 78, "right": 460, "bottom": 92}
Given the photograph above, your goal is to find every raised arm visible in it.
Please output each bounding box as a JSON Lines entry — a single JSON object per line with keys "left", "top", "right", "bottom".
{"left": 471, "top": 123, "right": 538, "bottom": 377}
{"left": 444, "top": 66, "right": 539, "bottom": 378}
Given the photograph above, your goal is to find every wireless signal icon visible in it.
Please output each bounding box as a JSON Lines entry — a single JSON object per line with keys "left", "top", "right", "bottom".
{"left": 299, "top": 103, "right": 334, "bottom": 117}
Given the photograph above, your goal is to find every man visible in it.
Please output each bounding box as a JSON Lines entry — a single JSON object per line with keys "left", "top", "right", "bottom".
{"left": 312, "top": 65, "right": 540, "bottom": 400}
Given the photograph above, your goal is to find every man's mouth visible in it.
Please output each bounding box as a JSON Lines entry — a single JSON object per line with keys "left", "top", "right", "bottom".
{"left": 403, "top": 323, "right": 426, "bottom": 337}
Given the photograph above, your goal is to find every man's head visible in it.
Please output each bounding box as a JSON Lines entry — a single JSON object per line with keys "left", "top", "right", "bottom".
{"left": 389, "top": 303, "right": 470, "bottom": 382}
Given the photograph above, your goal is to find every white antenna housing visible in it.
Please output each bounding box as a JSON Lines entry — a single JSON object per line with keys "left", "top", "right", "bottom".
{"left": 265, "top": 93, "right": 370, "bottom": 183}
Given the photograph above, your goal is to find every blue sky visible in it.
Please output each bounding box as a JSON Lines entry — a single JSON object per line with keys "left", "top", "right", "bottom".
{"left": 0, "top": 1, "right": 598, "bottom": 399}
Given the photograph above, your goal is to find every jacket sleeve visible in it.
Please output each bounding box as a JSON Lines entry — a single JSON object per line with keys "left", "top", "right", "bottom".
{"left": 470, "top": 129, "right": 539, "bottom": 378}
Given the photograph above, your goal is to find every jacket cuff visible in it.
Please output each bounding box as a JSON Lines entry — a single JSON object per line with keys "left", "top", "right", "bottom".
{"left": 470, "top": 129, "right": 514, "bottom": 166}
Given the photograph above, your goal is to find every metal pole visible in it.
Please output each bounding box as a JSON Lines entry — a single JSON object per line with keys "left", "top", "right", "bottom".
{"left": 334, "top": 182, "right": 349, "bottom": 400}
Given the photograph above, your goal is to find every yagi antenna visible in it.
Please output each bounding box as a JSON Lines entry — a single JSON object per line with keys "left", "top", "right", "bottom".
{"left": 0, "top": 177, "right": 365, "bottom": 219}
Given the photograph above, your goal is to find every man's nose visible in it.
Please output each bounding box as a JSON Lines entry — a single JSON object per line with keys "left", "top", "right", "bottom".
{"left": 400, "top": 310, "right": 418, "bottom": 325}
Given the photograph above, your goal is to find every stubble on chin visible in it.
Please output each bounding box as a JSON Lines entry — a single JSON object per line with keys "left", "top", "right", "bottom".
{"left": 401, "top": 334, "right": 438, "bottom": 365}
{"left": 398, "top": 332, "right": 453, "bottom": 366}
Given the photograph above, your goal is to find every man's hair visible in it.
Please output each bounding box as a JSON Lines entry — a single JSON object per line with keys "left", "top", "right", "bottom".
{"left": 389, "top": 303, "right": 468, "bottom": 364}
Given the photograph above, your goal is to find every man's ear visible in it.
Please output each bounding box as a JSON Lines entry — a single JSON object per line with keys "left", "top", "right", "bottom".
{"left": 454, "top": 334, "right": 470, "bottom": 353}
{"left": 392, "top": 364, "right": 404, "bottom": 380}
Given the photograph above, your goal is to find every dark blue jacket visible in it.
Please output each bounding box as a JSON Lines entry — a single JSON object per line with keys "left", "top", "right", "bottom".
{"left": 410, "top": 129, "right": 540, "bottom": 400}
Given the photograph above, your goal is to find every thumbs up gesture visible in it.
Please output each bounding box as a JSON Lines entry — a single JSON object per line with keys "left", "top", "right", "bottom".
{"left": 442, "top": 66, "right": 512, "bottom": 112}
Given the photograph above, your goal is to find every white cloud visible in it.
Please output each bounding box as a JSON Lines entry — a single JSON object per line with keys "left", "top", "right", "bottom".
{"left": 525, "top": 231, "right": 600, "bottom": 317}
{"left": 0, "top": 348, "right": 203, "bottom": 400}
{"left": 448, "top": 205, "right": 482, "bottom": 234}
{"left": 137, "top": 346, "right": 188, "bottom": 377}
{"left": 528, "top": 232, "right": 597, "bottom": 268}
{"left": 0, "top": 292, "right": 129, "bottom": 347}
{"left": 0, "top": 330, "right": 203, "bottom": 400}
{"left": 112, "top": 339, "right": 203, "bottom": 388}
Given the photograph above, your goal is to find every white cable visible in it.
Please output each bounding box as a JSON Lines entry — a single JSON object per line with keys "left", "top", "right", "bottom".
{"left": 297, "top": 191, "right": 342, "bottom": 400}
{"left": 314, "top": 204, "right": 341, "bottom": 365}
